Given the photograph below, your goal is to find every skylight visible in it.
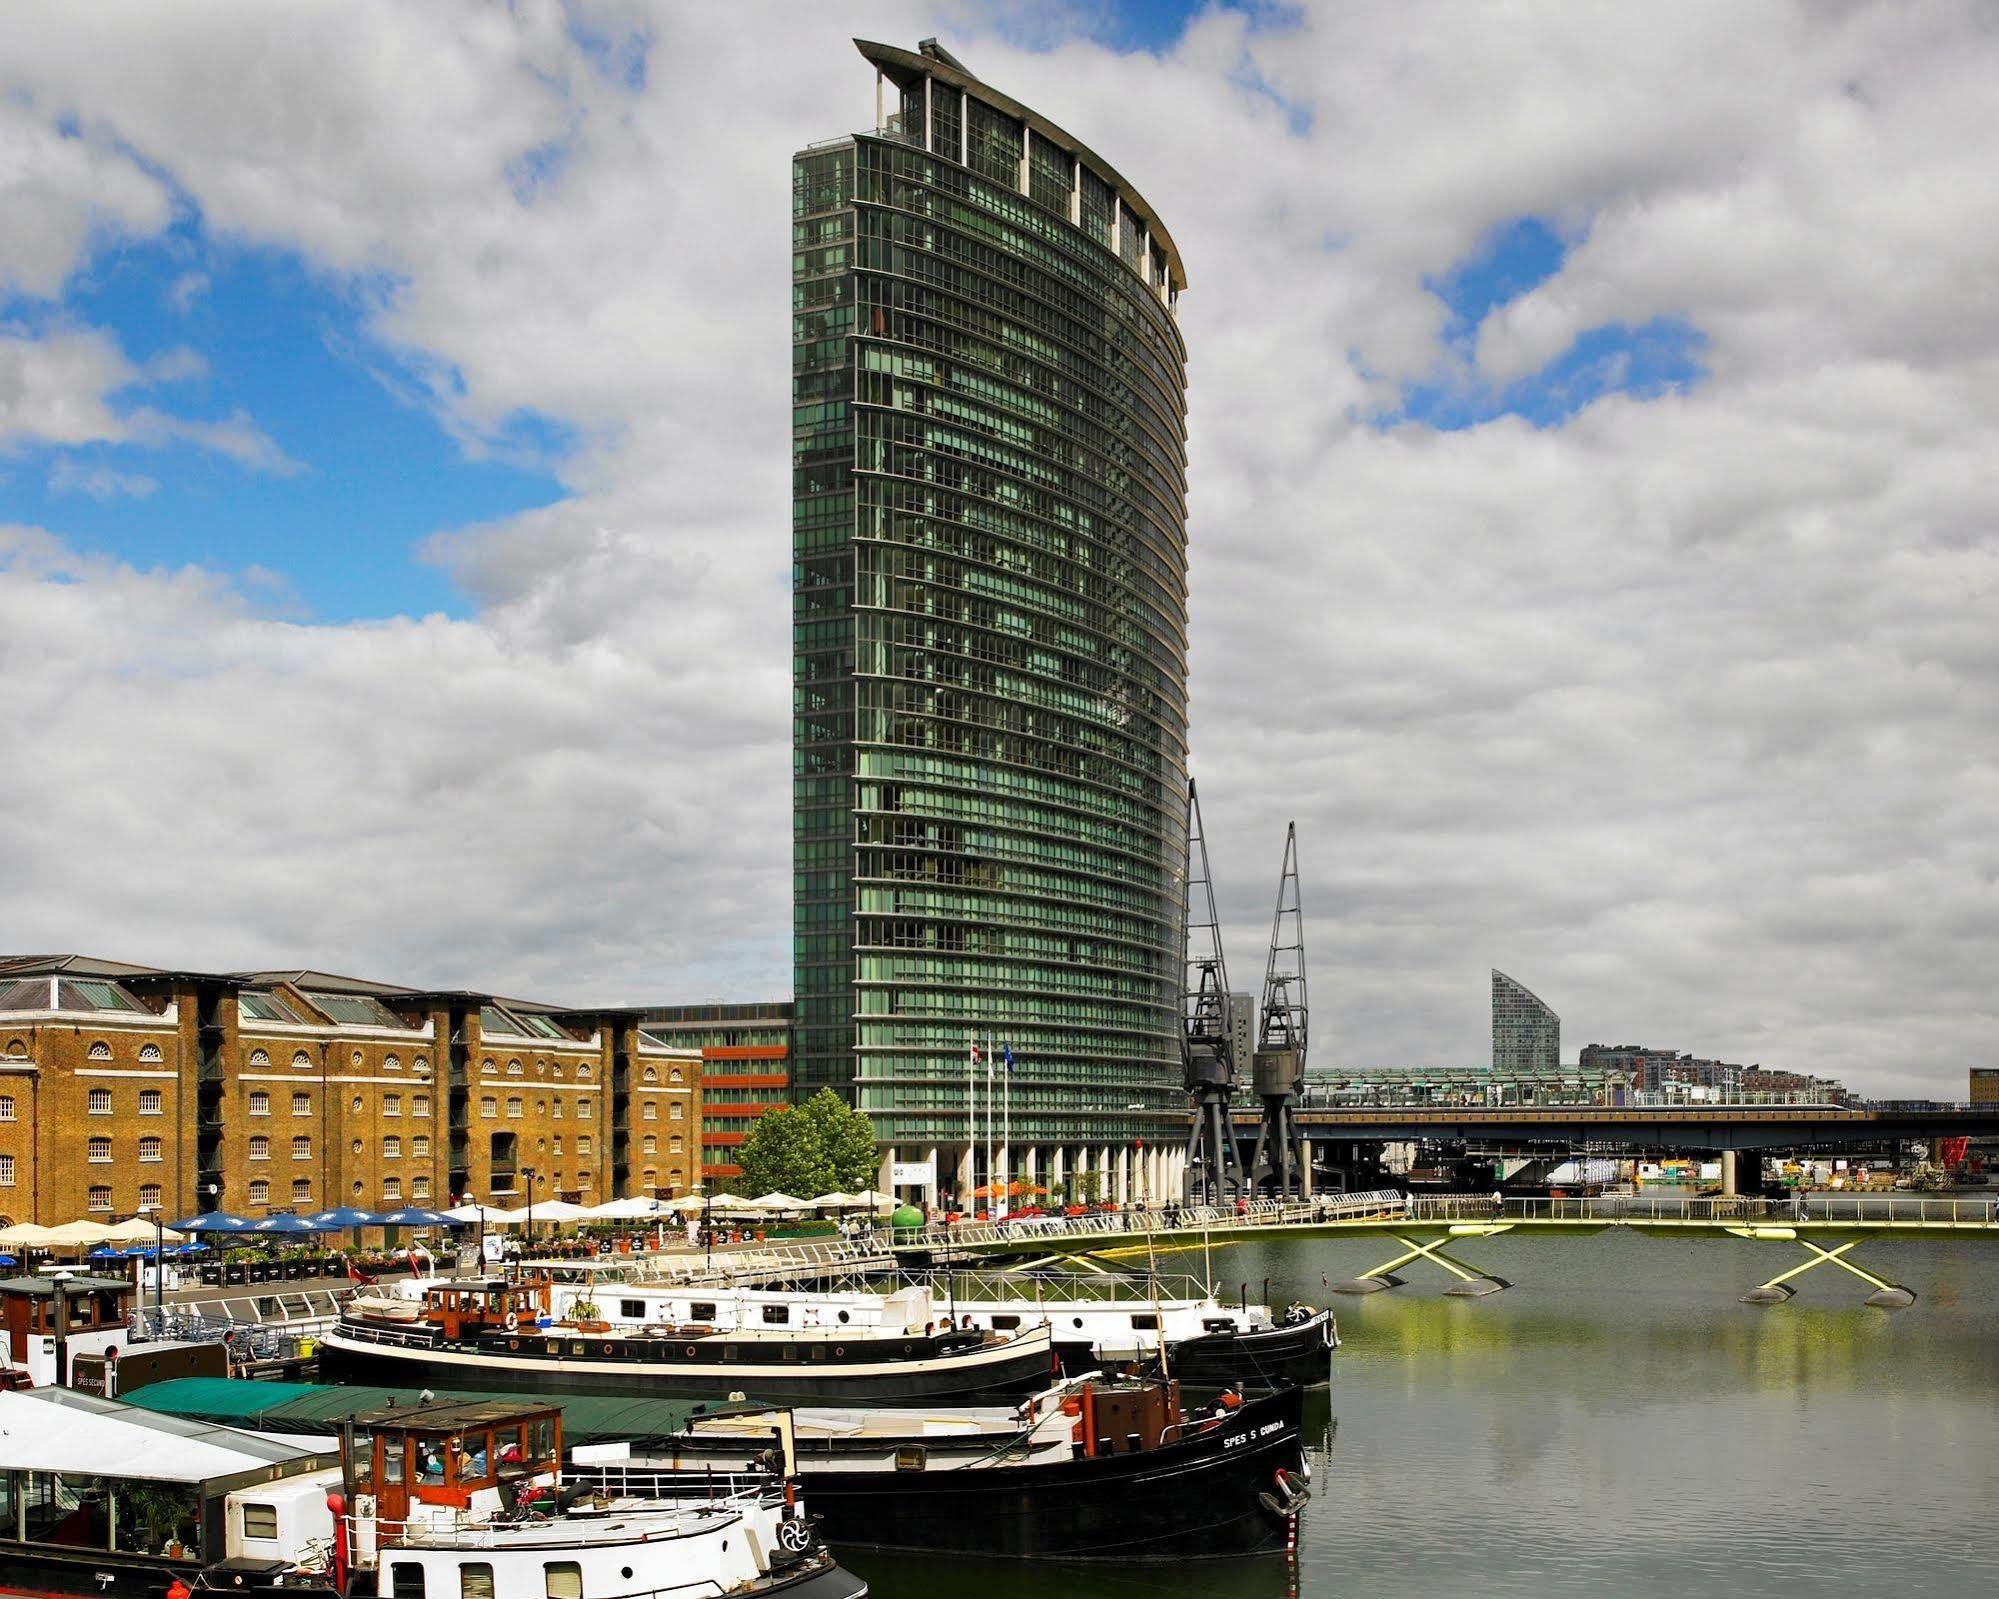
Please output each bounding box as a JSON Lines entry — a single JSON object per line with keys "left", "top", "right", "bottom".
{"left": 303, "top": 991, "right": 406, "bottom": 1028}
{"left": 58, "top": 978, "right": 145, "bottom": 1013}
{"left": 238, "top": 990, "right": 307, "bottom": 1024}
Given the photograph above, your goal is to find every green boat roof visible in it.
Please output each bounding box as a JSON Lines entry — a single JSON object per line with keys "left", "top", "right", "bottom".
{"left": 122, "top": 1378, "right": 757, "bottom": 1441}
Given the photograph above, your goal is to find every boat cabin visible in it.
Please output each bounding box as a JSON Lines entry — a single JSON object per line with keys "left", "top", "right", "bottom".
{"left": 343, "top": 1400, "right": 562, "bottom": 1522}
{"left": 0, "top": 1274, "right": 133, "bottom": 1387}
{"left": 418, "top": 1278, "right": 550, "bottom": 1340}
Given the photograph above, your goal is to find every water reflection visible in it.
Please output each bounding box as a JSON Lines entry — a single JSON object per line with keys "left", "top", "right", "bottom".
{"left": 854, "top": 1230, "right": 1999, "bottom": 1598}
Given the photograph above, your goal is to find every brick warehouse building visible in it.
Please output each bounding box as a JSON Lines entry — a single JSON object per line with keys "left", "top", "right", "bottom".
{"left": 0, "top": 955, "right": 702, "bottom": 1225}
{"left": 635, "top": 1003, "right": 792, "bottom": 1184}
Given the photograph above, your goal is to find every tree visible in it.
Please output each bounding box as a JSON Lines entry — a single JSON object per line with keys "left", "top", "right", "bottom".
{"left": 800, "top": 1089, "right": 879, "bottom": 1191}
{"left": 734, "top": 1105, "right": 833, "bottom": 1198}
{"left": 735, "top": 1091, "right": 878, "bottom": 1196}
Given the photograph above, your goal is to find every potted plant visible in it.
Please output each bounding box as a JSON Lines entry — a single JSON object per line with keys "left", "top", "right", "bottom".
{"left": 222, "top": 1248, "right": 250, "bottom": 1286}
{"left": 279, "top": 1247, "right": 307, "bottom": 1282}
{"left": 564, "top": 1296, "right": 609, "bottom": 1333}
{"left": 197, "top": 1255, "right": 223, "bottom": 1287}
{"left": 115, "top": 1483, "right": 193, "bottom": 1558}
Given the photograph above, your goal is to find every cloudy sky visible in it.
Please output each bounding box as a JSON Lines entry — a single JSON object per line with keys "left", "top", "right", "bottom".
{"left": 1, "top": 1, "right": 1993, "bottom": 1095}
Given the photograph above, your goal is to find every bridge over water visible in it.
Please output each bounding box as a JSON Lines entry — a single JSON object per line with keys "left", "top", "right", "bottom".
{"left": 891, "top": 1189, "right": 1999, "bottom": 1308}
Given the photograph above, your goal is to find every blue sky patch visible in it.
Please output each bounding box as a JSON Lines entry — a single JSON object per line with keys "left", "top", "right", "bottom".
{"left": 1383, "top": 214, "right": 1706, "bottom": 430}
{"left": 1, "top": 226, "right": 568, "bottom": 622}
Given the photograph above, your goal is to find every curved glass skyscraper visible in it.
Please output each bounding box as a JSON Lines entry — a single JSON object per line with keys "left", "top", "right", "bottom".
{"left": 793, "top": 39, "right": 1190, "bottom": 1204}
{"left": 1492, "top": 970, "right": 1561, "bottom": 1074}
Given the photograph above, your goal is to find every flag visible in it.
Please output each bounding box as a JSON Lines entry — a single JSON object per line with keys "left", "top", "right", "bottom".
{"left": 970, "top": 1041, "right": 981, "bottom": 1067}
{"left": 1003, "top": 1044, "right": 1014, "bottom": 1073}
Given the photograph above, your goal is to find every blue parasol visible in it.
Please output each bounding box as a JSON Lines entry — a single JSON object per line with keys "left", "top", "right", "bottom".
{"left": 171, "top": 1212, "right": 259, "bottom": 1233}
{"left": 306, "top": 1206, "right": 380, "bottom": 1230}
{"left": 371, "top": 1206, "right": 458, "bottom": 1228}
{"left": 244, "top": 1213, "right": 336, "bottom": 1236}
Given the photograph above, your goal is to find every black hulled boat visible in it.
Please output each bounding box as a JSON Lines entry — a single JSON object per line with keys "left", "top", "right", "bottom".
{"left": 318, "top": 1276, "right": 1054, "bottom": 1407}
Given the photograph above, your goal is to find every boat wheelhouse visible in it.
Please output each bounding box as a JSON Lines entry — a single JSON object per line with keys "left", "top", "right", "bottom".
{"left": 0, "top": 1274, "right": 134, "bottom": 1388}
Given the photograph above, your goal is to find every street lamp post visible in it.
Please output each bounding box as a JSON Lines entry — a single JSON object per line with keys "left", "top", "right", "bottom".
{"left": 139, "top": 1204, "right": 164, "bottom": 1318}
{"left": 523, "top": 1166, "right": 540, "bottom": 1258}
{"left": 464, "top": 1192, "right": 483, "bottom": 1274}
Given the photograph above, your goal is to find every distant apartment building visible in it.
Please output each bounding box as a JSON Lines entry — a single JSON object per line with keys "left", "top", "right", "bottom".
{"left": 1970, "top": 1067, "right": 1998, "bottom": 1106}
{"left": 1579, "top": 1043, "right": 1847, "bottom": 1105}
{"left": 1491, "top": 970, "right": 1560, "bottom": 1073}
{"left": 637, "top": 1003, "right": 792, "bottom": 1183}
{"left": 0, "top": 954, "right": 703, "bottom": 1225}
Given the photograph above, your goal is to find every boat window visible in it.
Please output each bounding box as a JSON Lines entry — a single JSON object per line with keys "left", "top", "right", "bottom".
{"left": 390, "top": 1564, "right": 426, "bottom": 1599}
{"left": 460, "top": 1563, "right": 496, "bottom": 1599}
{"left": 991, "top": 1314, "right": 1021, "bottom": 1330}
{"left": 241, "top": 1503, "right": 278, "bottom": 1541}
{"left": 350, "top": 1431, "right": 374, "bottom": 1487}
{"left": 544, "top": 1563, "right": 582, "bottom": 1599}
{"left": 1131, "top": 1314, "right": 1159, "bottom": 1331}
{"left": 690, "top": 1302, "right": 716, "bottom": 1322}
{"left": 761, "top": 1305, "right": 790, "bottom": 1325}
{"left": 530, "top": 1418, "right": 557, "bottom": 1461}
{"left": 620, "top": 1300, "right": 645, "bottom": 1319}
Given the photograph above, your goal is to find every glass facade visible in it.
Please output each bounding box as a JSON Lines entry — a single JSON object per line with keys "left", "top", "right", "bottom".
{"left": 793, "top": 43, "right": 1190, "bottom": 1159}
{"left": 1491, "top": 970, "right": 1561, "bottom": 1074}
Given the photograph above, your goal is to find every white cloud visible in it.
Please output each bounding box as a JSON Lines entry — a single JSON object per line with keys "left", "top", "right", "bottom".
{"left": 46, "top": 459, "right": 159, "bottom": 500}
{"left": 0, "top": 1, "right": 1993, "bottom": 1094}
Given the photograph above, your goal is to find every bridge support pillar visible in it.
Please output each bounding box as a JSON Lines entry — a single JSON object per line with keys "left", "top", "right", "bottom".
{"left": 1731, "top": 1228, "right": 1917, "bottom": 1308}
{"left": 1333, "top": 1226, "right": 1513, "bottom": 1297}
{"left": 1720, "top": 1150, "right": 1738, "bottom": 1196}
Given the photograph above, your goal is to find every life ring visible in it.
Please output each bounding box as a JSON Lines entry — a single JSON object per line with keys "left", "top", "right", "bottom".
{"left": 685, "top": 1345, "right": 698, "bottom": 1358}
{"left": 504, "top": 1311, "right": 519, "bottom": 1332}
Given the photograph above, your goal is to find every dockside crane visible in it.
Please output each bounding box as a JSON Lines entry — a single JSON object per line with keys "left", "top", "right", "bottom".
{"left": 1180, "top": 780, "right": 1245, "bottom": 1205}
{"left": 1247, "top": 822, "right": 1310, "bottom": 1199}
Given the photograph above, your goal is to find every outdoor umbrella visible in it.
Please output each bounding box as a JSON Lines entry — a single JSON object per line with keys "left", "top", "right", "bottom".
{"left": 522, "top": 1199, "right": 589, "bottom": 1224}
{"left": 0, "top": 1224, "right": 61, "bottom": 1248}
{"left": 307, "top": 1206, "right": 380, "bottom": 1230}
{"left": 245, "top": 1214, "right": 334, "bottom": 1237}
{"left": 99, "top": 1215, "right": 186, "bottom": 1245}
{"left": 749, "top": 1193, "right": 814, "bottom": 1212}
{"left": 0, "top": 1254, "right": 15, "bottom": 1267}
{"left": 372, "top": 1207, "right": 457, "bottom": 1228}
{"left": 580, "top": 1196, "right": 660, "bottom": 1220}
{"left": 810, "top": 1191, "right": 861, "bottom": 1209}
{"left": 850, "top": 1190, "right": 899, "bottom": 1212}
{"left": 39, "top": 1220, "right": 119, "bottom": 1249}
{"left": 172, "top": 1212, "right": 259, "bottom": 1234}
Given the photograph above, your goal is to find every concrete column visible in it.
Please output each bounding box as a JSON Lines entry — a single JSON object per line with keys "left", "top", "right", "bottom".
{"left": 1720, "top": 1149, "right": 1739, "bottom": 1197}
{"left": 878, "top": 1146, "right": 896, "bottom": 1193}
{"left": 955, "top": 1144, "right": 974, "bottom": 1208}
{"left": 1301, "top": 1137, "right": 1314, "bottom": 1198}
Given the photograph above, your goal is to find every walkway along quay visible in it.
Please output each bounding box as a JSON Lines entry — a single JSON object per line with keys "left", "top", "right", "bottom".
{"left": 889, "top": 1191, "right": 1999, "bottom": 1308}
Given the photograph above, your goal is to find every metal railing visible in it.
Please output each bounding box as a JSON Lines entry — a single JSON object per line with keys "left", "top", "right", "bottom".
{"left": 897, "top": 1189, "right": 1999, "bottom": 1250}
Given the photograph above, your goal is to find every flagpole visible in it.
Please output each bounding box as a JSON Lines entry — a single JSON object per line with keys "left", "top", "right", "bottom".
{"left": 1002, "top": 1045, "right": 1011, "bottom": 1217}
{"left": 985, "top": 1031, "right": 994, "bottom": 1218}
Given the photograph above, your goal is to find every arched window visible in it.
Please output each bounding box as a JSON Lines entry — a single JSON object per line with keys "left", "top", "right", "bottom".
{"left": 577, "top": 1136, "right": 592, "bottom": 1157}
{"left": 383, "top": 1054, "right": 401, "bottom": 1072}
{"left": 293, "top": 1092, "right": 311, "bottom": 1116}
{"left": 291, "top": 1136, "right": 311, "bottom": 1160}
{"left": 507, "top": 1060, "right": 524, "bottom": 1077}
{"left": 87, "top": 1041, "right": 111, "bottom": 1061}
{"left": 139, "top": 1135, "right": 163, "bottom": 1162}
{"left": 642, "top": 1066, "right": 658, "bottom": 1083}
{"left": 482, "top": 1058, "right": 496, "bottom": 1076}
{"left": 507, "top": 1097, "right": 524, "bottom": 1118}
{"left": 668, "top": 1067, "right": 683, "bottom": 1084}
{"left": 384, "top": 1094, "right": 402, "bottom": 1117}
{"left": 248, "top": 1048, "right": 270, "bottom": 1067}
{"left": 413, "top": 1135, "right": 430, "bottom": 1158}
{"left": 140, "top": 1182, "right": 163, "bottom": 1209}
{"left": 413, "top": 1055, "right": 430, "bottom": 1075}
{"left": 248, "top": 1136, "right": 270, "bottom": 1160}
{"left": 642, "top": 1135, "right": 657, "bottom": 1155}
{"left": 247, "top": 1180, "right": 269, "bottom": 1205}
{"left": 413, "top": 1094, "right": 431, "bottom": 1118}
{"left": 3, "top": 1039, "right": 24, "bottom": 1057}
{"left": 642, "top": 1102, "right": 658, "bottom": 1121}
{"left": 292, "top": 1178, "right": 312, "bottom": 1203}
{"left": 292, "top": 1050, "right": 312, "bottom": 1070}
{"left": 138, "top": 1043, "right": 162, "bottom": 1062}
{"left": 248, "top": 1091, "right": 270, "bottom": 1116}
{"left": 669, "top": 1135, "right": 684, "bottom": 1154}
{"left": 382, "top": 1177, "right": 402, "bottom": 1202}
{"left": 382, "top": 1136, "right": 401, "bottom": 1159}
{"left": 87, "top": 1136, "right": 112, "bottom": 1162}
{"left": 481, "top": 1097, "right": 497, "bottom": 1118}
{"left": 0, "top": 1096, "right": 12, "bottom": 1121}
{"left": 576, "top": 1064, "right": 592, "bottom": 1081}
{"left": 412, "top": 1175, "right": 431, "bottom": 1199}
